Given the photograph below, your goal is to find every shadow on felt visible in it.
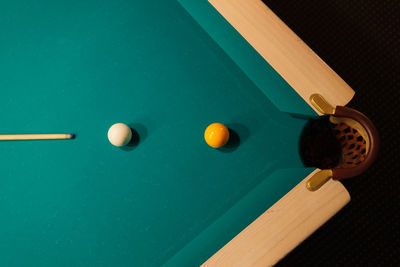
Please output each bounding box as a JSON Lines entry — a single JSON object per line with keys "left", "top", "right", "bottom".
{"left": 121, "top": 123, "right": 147, "bottom": 151}
{"left": 218, "top": 123, "right": 249, "bottom": 153}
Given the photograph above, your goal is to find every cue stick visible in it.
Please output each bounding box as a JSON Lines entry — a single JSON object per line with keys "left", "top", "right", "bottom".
{"left": 0, "top": 134, "right": 75, "bottom": 140}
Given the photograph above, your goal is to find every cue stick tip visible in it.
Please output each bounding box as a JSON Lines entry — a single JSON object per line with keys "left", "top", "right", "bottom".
{"left": 67, "top": 134, "right": 76, "bottom": 139}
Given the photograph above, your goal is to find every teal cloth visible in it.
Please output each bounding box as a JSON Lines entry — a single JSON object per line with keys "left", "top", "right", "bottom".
{"left": 178, "top": 0, "right": 315, "bottom": 116}
{"left": 0, "top": 0, "right": 316, "bottom": 266}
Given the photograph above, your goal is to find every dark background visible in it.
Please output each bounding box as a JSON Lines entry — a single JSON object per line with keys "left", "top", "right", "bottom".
{"left": 261, "top": 0, "right": 399, "bottom": 265}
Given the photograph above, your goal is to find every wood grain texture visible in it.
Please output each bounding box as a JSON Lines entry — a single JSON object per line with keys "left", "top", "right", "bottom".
{"left": 208, "top": 0, "right": 355, "bottom": 113}
{"left": 202, "top": 169, "right": 350, "bottom": 266}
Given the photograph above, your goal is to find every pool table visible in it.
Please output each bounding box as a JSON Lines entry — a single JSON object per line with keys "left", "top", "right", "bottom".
{"left": 0, "top": 0, "right": 358, "bottom": 266}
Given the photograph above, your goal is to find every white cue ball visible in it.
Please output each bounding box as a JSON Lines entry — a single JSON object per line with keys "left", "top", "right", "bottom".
{"left": 108, "top": 123, "right": 132, "bottom": 147}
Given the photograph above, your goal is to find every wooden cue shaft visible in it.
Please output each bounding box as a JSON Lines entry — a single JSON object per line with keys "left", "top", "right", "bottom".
{"left": 0, "top": 134, "right": 75, "bottom": 140}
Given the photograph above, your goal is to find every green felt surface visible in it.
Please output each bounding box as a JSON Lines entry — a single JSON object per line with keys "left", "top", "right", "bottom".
{"left": 0, "top": 0, "right": 315, "bottom": 266}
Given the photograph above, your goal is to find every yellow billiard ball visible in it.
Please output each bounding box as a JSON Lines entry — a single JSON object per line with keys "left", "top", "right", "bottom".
{"left": 204, "top": 123, "right": 230, "bottom": 148}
